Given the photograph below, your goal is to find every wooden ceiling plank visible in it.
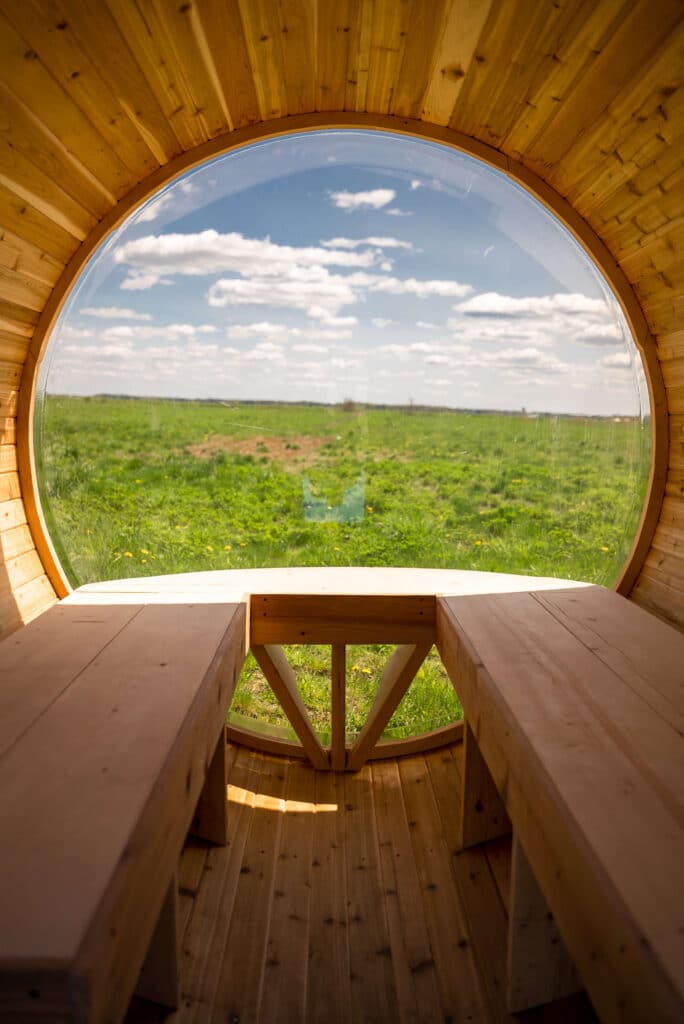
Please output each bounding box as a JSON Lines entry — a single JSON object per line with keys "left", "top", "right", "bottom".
{"left": 0, "top": 80, "right": 113, "bottom": 220}
{"left": 238, "top": 0, "right": 288, "bottom": 120}
{"left": 0, "top": 0, "right": 166, "bottom": 181}
{"left": 365, "top": 0, "right": 407, "bottom": 117}
{"left": 278, "top": 0, "right": 317, "bottom": 117}
{"left": 449, "top": 0, "right": 560, "bottom": 141}
{"left": 560, "top": 53, "right": 684, "bottom": 216}
{"left": 147, "top": 0, "right": 234, "bottom": 139}
{"left": 104, "top": 0, "right": 208, "bottom": 151}
{"left": 315, "top": 0, "right": 354, "bottom": 112}
{"left": 0, "top": 8, "right": 135, "bottom": 200}
{"left": 390, "top": 0, "right": 451, "bottom": 119}
{"left": 192, "top": 0, "right": 260, "bottom": 129}
{"left": 421, "top": 0, "right": 493, "bottom": 126}
{"left": 0, "top": 181, "right": 77, "bottom": 264}
{"left": 54, "top": 0, "right": 182, "bottom": 166}
{"left": 502, "top": 0, "right": 637, "bottom": 160}
{"left": 526, "top": 0, "right": 683, "bottom": 176}
{"left": 476, "top": 0, "right": 610, "bottom": 150}
{"left": 345, "top": 0, "right": 372, "bottom": 112}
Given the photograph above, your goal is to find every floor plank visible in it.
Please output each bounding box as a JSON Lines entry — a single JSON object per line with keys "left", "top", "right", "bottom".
{"left": 124, "top": 743, "right": 597, "bottom": 1024}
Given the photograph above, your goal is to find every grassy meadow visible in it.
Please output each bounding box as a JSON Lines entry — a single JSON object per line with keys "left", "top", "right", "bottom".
{"left": 36, "top": 395, "right": 650, "bottom": 741}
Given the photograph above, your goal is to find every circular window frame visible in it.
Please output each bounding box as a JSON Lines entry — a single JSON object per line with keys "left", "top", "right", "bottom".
{"left": 18, "top": 112, "right": 667, "bottom": 600}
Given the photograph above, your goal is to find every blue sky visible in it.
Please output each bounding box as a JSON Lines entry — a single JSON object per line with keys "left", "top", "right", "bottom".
{"left": 43, "top": 131, "right": 647, "bottom": 416}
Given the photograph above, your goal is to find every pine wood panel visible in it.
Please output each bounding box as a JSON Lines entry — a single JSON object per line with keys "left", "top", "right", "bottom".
{"left": 121, "top": 743, "right": 599, "bottom": 1023}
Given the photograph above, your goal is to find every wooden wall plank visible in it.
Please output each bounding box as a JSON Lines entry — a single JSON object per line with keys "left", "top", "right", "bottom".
{"left": 103, "top": 0, "right": 206, "bottom": 151}
{"left": 0, "top": 181, "right": 78, "bottom": 264}
{"left": 0, "top": 9, "right": 133, "bottom": 200}
{"left": 47, "top": 0, "right": 182, "bottom": 165}
{"left": 0, "top": 228, "right": 64, "bottom": 289}
{"left": 524, "top": 0, "right": 683, "bottom": 177}
{"left": 502, "top": 0, "right": 635, "bottom": 160}
{"left": 0, "top": 0, "right": 166, "bottom": 181}
{"left": 390, "top": 0, "right": 449, "bottom": 120}
{"left": 555, "top": 22, "right": 684, "bottom": 212}
{"left": 0, "top": 80, "right": 112, "bottom": 220}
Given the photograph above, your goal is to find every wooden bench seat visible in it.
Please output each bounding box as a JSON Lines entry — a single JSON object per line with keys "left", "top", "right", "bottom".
{"left": 0, "top": 599, "right": 246, "bottom": 1023}
{"left": 436, "top": 584, "right": 684, "bottom": 1024}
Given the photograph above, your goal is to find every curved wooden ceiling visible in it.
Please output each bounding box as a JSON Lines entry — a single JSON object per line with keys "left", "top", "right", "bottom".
{"left": 0, "top": 0, "right": 682, "bottom": 636}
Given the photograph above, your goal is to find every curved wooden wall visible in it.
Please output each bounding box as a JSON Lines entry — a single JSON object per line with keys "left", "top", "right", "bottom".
{"left": 0, "top": 0, "right": 682, "bottom": 636}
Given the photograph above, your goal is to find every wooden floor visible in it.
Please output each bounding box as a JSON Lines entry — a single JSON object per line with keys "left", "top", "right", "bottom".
{"left": 126, "top": 743, "right": 597, "bottom": 1024}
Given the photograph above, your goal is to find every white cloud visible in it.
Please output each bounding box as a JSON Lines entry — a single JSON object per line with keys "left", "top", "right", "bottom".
{"left": 416, "top": 321, "right": 439, "bottom": 330}
{"left": 371, "top": 318, "right": 393, "bottom": 328}
{"left": 410, "top": 179, "right": 422, "bottom": 190}
{"left": 136, "top": 191, "right": 176, "bottom": 223}
{"left": 321, "top": 236, "right": 412, "bottom": 250}
{"left": 292, "top": 343, "right": 327, "bottom": 353}
{"left": 329, "top": 188, "right": 395, "bottom": 211}
{"left": 115, "top": 229, "right": 379, "bottom": 290}
{"left": 385, "top": 208, "right": 412, "bottom": 217}
{"left": 601, "top": 352, "right": 632, "bottom": 368}
{"left": 103, "top": 323, "right": 217, "bottom": 341}
{"left": 364, "top": 276, "right": 472, "bottom": 299}
{"left": 80, "top": 306, "right": 153, "bottom": 321}
{"left": 454, "top": 292, "right": 605, "bottom": 318}
{"left": 121, "top": 273, "right": 172, "bottom": 291}
{"left": 425, "top": 354, "right": 450, "bottom": 365}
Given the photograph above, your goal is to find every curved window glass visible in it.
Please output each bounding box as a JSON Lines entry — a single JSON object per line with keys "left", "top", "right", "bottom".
{"left": 35, "top": 129, "right": 650, "bottom": 589}
{"left": 34, "top": 129, "right": 651, "bottom": 739}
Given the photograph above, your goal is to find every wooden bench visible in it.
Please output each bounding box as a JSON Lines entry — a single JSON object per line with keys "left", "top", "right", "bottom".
{"left": 436, "top": 584, "right": 684, "bottom": 1024}
{"left": 0, "top": 598, "right": 246, "bottom": 1023}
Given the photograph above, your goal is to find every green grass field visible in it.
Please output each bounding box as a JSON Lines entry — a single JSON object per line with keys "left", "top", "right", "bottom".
{"left": 36, "top": 395, "right": 650, "bottom": 741}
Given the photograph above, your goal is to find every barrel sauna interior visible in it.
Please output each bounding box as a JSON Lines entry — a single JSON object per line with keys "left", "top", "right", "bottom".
{"left": 0, "top": 2, "right": 682, "bottom": 1022}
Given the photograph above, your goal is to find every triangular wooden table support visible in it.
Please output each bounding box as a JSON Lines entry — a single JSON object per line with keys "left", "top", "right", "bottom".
{"left": 252, "top": 643, "right": 329, "bottom": 770}
{"left": 347, "top": 641, "right": 432, "bottom": 772}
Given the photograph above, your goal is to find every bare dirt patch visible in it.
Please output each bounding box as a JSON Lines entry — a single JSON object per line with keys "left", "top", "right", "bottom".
{"left": 186, "top": 433, "right": 334, "bottom": 467}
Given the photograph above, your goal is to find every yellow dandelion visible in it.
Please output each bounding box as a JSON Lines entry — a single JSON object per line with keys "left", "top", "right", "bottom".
{"left": 206, "top": 544, "right": 214, "bottom": 552}
{"left": 140, "top": 548, "right": 149, "bottom": 555}
{"left": 475, "top": 540, "right": 483, "bottom": 546}
{"left": 600, "top": 546, "right": 609, "bottom": 552}
{"left": 511, "top": 478, "right": 523, "bottom": 483}
{"left": 367, "top": 505, "right": 374, "bottom": 512}
{"left": 361, "top": 667, "right": 372, "bottom": 676}
{"left": 224, "top": 544, "right": 231, "bottom": 551}
{"left": 240, "top": 542, "right": 247, "bottom": 547}
{"left": 141, "top": 559, "right": 148, "bottom": 564}
{"left": 135, "top": 479, "right": 142, "bottom": 484}
{"left": 124, "top": 551, "right": 133, "bottom": 558}
{"left": 334, "top": 546, "right": 341, "bottom": 551}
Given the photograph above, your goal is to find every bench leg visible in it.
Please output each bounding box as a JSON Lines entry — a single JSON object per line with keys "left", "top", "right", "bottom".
{"left": 458, "top": 719, "right": 511, "bottom": 849}
{"left": 507, "top": 836, "right": 582, "bottom": 1013}
{"left": 136, "top": 873, "right": 180, "bottom": 1009}
{"left": 191, "top": 731, "right": 228, "bottom": 845}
